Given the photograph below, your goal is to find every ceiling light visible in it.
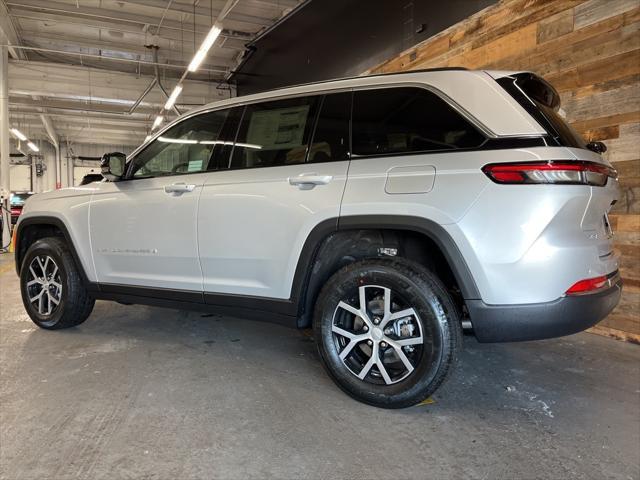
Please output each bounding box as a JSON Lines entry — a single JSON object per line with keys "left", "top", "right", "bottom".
{"left": 144, "top": 135, "right": 152, "bottom": 142}
{"left": 27, "top": 141, "right": 39, "bottom": 152}
{"left": 10, "top": 128, "right": 27, "bottom": 141}
{"left": 152, "top": 115, "right": 163, "bottom": 130}
{"left": 158, "top": 136, "right": 198, "bottom": 144}
{"left": 188, "top": 24, "right": 222, "bottom": 72}
{"left": 164, "top": 84, "right": 183, "bottom": 110}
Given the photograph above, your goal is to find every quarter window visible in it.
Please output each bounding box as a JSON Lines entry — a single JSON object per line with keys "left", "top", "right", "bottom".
{"left": 352, "top": 87, "right": 485, "bottom": 156}
{"left": 130, "top": 109, "right": 229, "bottom": 178}
{"left": 229, "top": 96, "right": 320, "bottom": 169}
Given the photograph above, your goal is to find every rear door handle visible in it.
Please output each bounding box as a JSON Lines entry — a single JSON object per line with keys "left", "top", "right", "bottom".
{"left": 288, "top": 174, "right": 333, "bottom": 190}
{"left": 164, "top": 183, "right": 196, "bottom": 195}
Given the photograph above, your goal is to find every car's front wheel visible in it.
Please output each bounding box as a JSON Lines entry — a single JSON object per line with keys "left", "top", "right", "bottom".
{"left": 20, "top": 237, "right": 95, "bottom": 329}
{"left": 314, "top": 258, "right": 461, "bottom": 408}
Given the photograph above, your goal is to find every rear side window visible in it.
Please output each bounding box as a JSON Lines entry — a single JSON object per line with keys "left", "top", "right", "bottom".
{"left": 229, "top": 96, "right": 320, "bottom": 169}
{"left": 308, "top": 92, "right": 351, "bottom": 163}
{"left": 352, "top": 87, "right": 485, "bottom": 156}
{"left": 496, "top": 73, "right": 587, "bottom": 149}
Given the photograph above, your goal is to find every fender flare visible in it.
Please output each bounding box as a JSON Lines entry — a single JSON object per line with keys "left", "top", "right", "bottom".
{"left": 291, "top": 215, "right": 481, "bottom": 320}
{"left": 14, "top": 216, "right": 95, "bottom": 288}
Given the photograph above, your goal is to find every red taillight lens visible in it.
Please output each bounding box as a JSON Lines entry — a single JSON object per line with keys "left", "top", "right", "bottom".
{"left": 566, "top": 275, "right": 608, "bottom": 295}
{"left": 482, "top": 161, "right": 617, "bottom": 186}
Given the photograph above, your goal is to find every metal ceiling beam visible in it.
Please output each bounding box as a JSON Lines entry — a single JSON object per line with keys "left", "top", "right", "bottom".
{"left": 6, "top": 45, "right": 230, "bottom": 75}
{"left": 116, "top": 0, "right": 278, "bottom": 29}
{"left": 7, "top": 1, "right": 261, "bottom": 36}
{"left": 16, "top": 30, "right": 240, "bottom": 62}
{"left": 0, "top": 0, "right": 26, "bottom": 59}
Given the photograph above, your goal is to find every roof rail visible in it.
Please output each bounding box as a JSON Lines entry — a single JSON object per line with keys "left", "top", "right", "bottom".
{"left": 261, "top": 67, "right": 469, "bottom": 94}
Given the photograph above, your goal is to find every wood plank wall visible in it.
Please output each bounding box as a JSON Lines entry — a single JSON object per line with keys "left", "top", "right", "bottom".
{"left": 367, "top": 0, "right": 640, "bottom": 342}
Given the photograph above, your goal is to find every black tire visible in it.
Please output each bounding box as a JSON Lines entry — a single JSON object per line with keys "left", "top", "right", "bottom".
{"left": 313, "top": 258, "right": 462, "bottom": 408}
{"left": 20, "top": 237, "right": 95, "bottom": 329}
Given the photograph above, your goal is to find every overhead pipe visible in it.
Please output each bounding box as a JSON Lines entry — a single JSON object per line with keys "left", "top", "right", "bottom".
{"left": 151, "top": 46, "right": 181, "bottom": 116}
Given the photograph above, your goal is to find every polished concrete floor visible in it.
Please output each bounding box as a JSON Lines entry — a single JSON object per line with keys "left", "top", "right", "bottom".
{"left": 1, "top": 253, "right": 639, "bottom": 480}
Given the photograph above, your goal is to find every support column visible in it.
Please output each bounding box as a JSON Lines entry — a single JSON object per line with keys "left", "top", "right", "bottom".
{"left": 0, "top": 45, "right": 11, "bottom": 248}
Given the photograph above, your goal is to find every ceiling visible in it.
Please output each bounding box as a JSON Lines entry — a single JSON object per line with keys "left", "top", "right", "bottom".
{"left": 2, "top": 0, "right": 305, "bottom": 148}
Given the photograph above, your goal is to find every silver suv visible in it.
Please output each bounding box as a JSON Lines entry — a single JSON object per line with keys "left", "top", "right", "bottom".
{"left": 13, "top": 69, "right": 622, "bottom": 408}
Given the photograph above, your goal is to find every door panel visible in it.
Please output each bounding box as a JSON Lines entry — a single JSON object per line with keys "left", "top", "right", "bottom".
{"left": 89, "top": 109, "right": 230, "bottom": 291}
{"left": 89, "top": 173, "right": 209, "bottom": 291}
{"left": 198, "top": 161, "right": 348, "bottom": 298}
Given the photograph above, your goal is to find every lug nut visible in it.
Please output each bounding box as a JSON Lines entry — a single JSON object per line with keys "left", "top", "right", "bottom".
{"left": 367, "top": 340, "right": 373, "bottom": 346}
{"left": 373, "top": 317, "right": 380, "bottom": 325}
{"left": 380, "top": 341, "right": 387, "bottom": 348}
{"left": 363, "top": 325, "right": 368, "bottom": 332}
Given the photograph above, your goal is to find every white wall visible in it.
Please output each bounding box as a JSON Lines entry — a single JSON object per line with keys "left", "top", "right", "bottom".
{"left": 9, "top": 140, "right": 138, "bottom": 192}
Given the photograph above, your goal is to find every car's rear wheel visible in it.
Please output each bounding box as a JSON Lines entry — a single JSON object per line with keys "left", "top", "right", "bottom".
{"left": 313, "top": 258, "right": 461, "bottom": 408}
{"left": 20, "top": 237, "right": 95, "bottom": 329}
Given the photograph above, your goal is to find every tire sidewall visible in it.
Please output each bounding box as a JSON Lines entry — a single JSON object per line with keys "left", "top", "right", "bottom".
{"left": 20, "top": 239, "right": 72, "bottom": 328}
{"left": 314, "top": 260, "right": 457, "bottom": 408}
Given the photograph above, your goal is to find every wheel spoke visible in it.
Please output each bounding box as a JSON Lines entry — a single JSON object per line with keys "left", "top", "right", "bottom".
{"left": 49, "top": 292, "right": 60, "bottom": 306}
{"left": 339, "top": 339, "right": 359, "bottom": 361}
{"left": 50, "top": 265, "right": 58, "bottom": 280}
{"left": 29, "top": 266, "right": 41, "bottom": 283}
{"left": 389, "top": 307, "right": 417, "bottom": 321}
{"left": 332, "top": 324, "right": 356, "bottom": 340}
{"left": 51, "top": 281, "right": 62, "bottom": 290}
{"left": 38, "top": 291, "right": 45, "bottom": 315}
{"left": 27, "top": 279, "right": 40, "bottom": 287}
{"left": 29, "top": 289, "right": 43, "bottom": 303}
{"left": 358, "top": 286, "right": 367, "bottom": 317}
{"left": 376, "top": 358, "right": 393, "bottom": 385}
{"left": 336, "top": 301, "right": 361, "bottom": 319}
{"left": 383, "top": 287, "right": 391, "bottom": 317}
{"left": 47, "top": 291, "right": 53, "bottom": 314}
{"left": 392, "top": 343, "right": 415, "bottom": 374}
{"left": 36, "top": 257, "right": 46, "bottom": 277}
{"left": 395, "top": 335, "right": 423, "bottom": 347}
{"left": 358, "top": 355, "right": 375, "bottom": 380}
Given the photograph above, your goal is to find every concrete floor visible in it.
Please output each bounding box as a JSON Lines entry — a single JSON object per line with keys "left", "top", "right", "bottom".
{"left": 1, "top": 253, "right": 639, "bottom": 480}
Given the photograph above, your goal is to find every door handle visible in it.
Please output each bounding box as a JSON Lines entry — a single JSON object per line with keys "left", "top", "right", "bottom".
{"left": 164, "top": 183, "right": 196, "bottom": 195}
{"left": 288, "top": 174, "right": 333, "bottom": 190}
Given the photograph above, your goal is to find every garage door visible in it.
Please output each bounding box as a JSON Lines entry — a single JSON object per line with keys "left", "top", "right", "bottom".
{"left": 9, "top": 165, "right": 32, "bottom": 192}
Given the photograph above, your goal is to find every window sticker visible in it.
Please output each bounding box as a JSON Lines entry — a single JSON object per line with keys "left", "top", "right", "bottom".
{"left": 246, "top": 105, "right": 310, "bottom": 150}
{"left": 187, "top": 159, "right": 203, "bottom": 172}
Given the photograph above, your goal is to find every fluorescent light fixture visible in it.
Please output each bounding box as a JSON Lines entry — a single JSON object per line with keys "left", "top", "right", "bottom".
{"left": 10, "top": 128, "right": 27, "bottom": 141}
{"left": 158, "top": 136, "right": 198, "bottom": 144}
{"left": 164, "top": 84, "right": 183, "bottom": 110}
{"left": 188, "top": 24, "right": 222, "bottom": 72}
{"left": 152, "top": 115, "right": 163, "bottom": 130}
{"left": 199, "top": 140, "right": 262, "bottom": 149}
{"left": 144, "top": 135, "right": 152, "bottom": 142}
{"left": 27, "top": 141, "right": 39, "bottom": 152}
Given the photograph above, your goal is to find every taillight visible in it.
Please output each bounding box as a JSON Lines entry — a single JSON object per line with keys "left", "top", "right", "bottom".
{"left": 565, "top": 271, "right": 620, "bottom": 296}
{"left": 482, "top": 161, "right": 617, "bottom": 186}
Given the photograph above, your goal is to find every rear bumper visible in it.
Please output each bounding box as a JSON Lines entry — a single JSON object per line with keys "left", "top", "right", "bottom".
{"left": 467, "top": 276, "right": 622, "bottom": 342}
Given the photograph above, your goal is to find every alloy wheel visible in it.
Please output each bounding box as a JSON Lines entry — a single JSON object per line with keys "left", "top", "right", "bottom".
{"left": 26, "top": 255, "right": 63, "bottom": 316}
{"left": 332, "top": 285, "right": 424, "bottom": 385}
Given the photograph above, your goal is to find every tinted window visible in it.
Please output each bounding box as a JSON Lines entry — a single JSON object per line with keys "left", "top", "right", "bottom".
{"left": 229, "top": 96, "right": 319, "bottom": 169}
{"left": 130, "top": 109, "right": 229, "bottom": 178}
{"left": 352, "top": 87, "right": 485, "bottom": 156}
{"left": 308, "top": 92, "right": 351, "bottom": 163}
{"left": 496, "top": 73, "right": 586, "bottom": 149}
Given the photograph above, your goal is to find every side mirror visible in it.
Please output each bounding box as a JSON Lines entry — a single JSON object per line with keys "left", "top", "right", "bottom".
{"left": 101, "top": 152, "right": 127, "bottom": 181}
{"left": 586, "top": 141, "right": 607, "bottom": 154}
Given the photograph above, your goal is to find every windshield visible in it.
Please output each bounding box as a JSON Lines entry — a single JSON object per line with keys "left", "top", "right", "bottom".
{"left": 496, "top": 73, "right": 587, "bottom": 149}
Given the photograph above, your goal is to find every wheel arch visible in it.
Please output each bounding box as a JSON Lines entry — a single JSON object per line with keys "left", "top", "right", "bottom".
{"left": 14, "top": 216, "right": 93, "bottom": 287}
{"left": 293, "top": 215, "right": 480, "bottom": 327}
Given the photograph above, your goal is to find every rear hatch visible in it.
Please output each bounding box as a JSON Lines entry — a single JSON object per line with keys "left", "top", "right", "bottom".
{"left": 489, "top": 71, "right": 619, "bottom": 258}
